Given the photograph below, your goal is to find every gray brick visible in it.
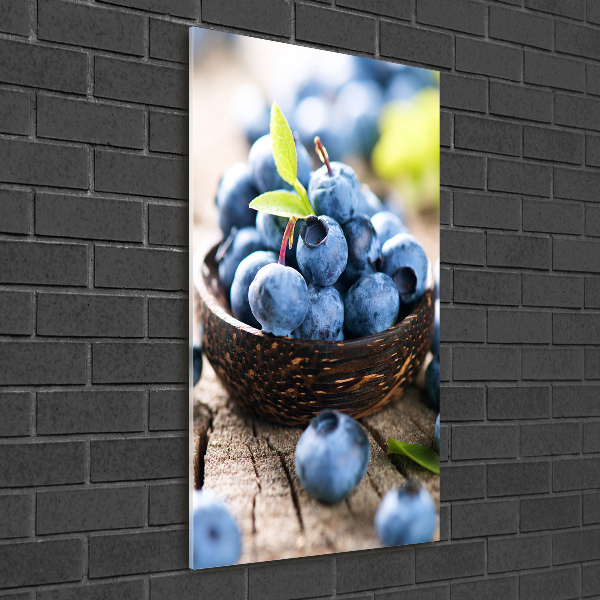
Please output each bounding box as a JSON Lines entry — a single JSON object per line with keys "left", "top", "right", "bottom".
{"left": 149, "top": 482, "right": 187, "bottom": 525}
{"left": 488, "top": 309, "right": 551, "bottom": 344}
{"left": 453, "top": 346, "right": 520, "bottom": 381}
{"left": 96, "top": 149, "right": 186, "bottom": 200}
{"left": 554, "top": 457, "right": 600, "bottom": 491}
{"left": 523, "top": 198, "right": 584, "bottom": 235}
{"left": 149, "top": 298, "right": 187, "bottom": 338}
{"left": 554, "top": 313, "right": 600, "bottom": 345}
{"left": 38, "top": 580, "right": 145, "bottom": 600}
{"left": 439, "top": 190, "right": 451, "bottom": 227}
{"left": 440, "top": 307, "right": 485, "bottom": 342}
{"left": 555, "top": 167, "right": 600, "bottom": 202}
{"left": 440, "top": 230, "right": 485, "bottom": 265}
{"left": 523, "top": 273, "right": 583, "bottom": 308}
{"left": 584, "top": 492, "right": 600, "bottom": 525}
{"left": 590, "top": 63, "right": 600, "bottom": 97}
{"left": 587, "top": 277, "right": 600, "bottom": 308}
{"left": 520, "top": 567, "right": 580, "bottom": 600}
{"left": 38, "top": 0, "right": 144, "bottom": 55}
{"left": 0, "top": 342, "right": 86, "bottom": 385}
{"left": 590, "top": 0, "right": 600, "bottom": 23}
{"left": 522, "top": 347, "right": 584, "bottom": 380}
{"left": 554, "top": 384, "right": 600, "bottom": 417}
{"left": 452, "top": 499, "right": 518, "bottom": 538}
{"left": 488, "top": 158, "right": 551, "bottom": 197}
{"left": 524, "top": 0, "right": 584, "bottom": 19}
{"left": 0, "top": 393, "right": 31, "bottom": 437}
{"left": 452, "top": 424, "right": 519, "bottom": 460}
{"left": 37, "top": 391, "right": 144, "bottom": 435}
{"left": 487, "top": 232, "right": 551, "bottom": 270}
{"left": 95, "top": 246, "right": 186, "bottom": 290}
{"left": 521, "top": 495, "right": 581, "bottom": 532}
{"left": 584, "top": 563, "right": 600, "bottom": 597}
{"left": 417, "top": 0, "right": 485, "bottom": 35}
{"left": 149, "top": 19, "right": 188, "bottom": 64}
{"left": 441, "top": 386, "right": 485, "bottom": 421}
{"left": 38, "top": 95, "right": 144, "bottom": 149}
{"left": 490, "top": 5, "right": 553, "bottom": 49}
{"left": 204, "top": 0, "right": 290, "bottom": 37}
{"left": 337, "top": 0, "right": 412, "bottom": 19}
{"left": 589, "top": 348, "right": 600, "bottom": 379}
{"left": 521, "top": 422, "right": 581, "bottom": 456}
{"left": 554, "top": 239, "right": 600, "bottom": 273}
{"left": 440, "top": 110, "right": 452, "bottom": 147}
{"left": 149, "top": 111, "right": 187, "bottom": 155}
{"left": 37, "top": 487, "right": 144, "bottom": 534}
{"left": 37, "top": 293, "right": 144, "bottom": 337}
{"left": 555, "top": 93, "right": 600, "bottom": 131}
{"left": 93, "top": 342, "right": 187, "bottom": 384}
{"left": 416, "top": 541, "right": 485, "bottom": 582}
{"left": 440, "top": 464, "right": 486, "bottom": 501}
{"left": 36, "top": 193, "right": 143, "bottom": 242}
{"left": 553, "top": 527, "right": 600, "bottom": 564}
{"left": 584, "top": 421, "right": 600, "bottom": 453}
{"left": 0, "top": 441, "right": 85, "bottom": 487}
{"left": 525, "top": 50, "right": 584, "bottom": 92}
{"left": 149, "top": 389, "right": 187, "bottom": 431}
{"left": 587, "top": 205, "right": 600, "bottom": 237}
{"left": 0, "top": 539, "right": 82, "bottom": 588}
{"left": 488, "top": 385, "right": 551, "bottom": 420}
{"left": 524, "top": 126, "right": 584, "bottom": 164}
{"left": 556, "top": 21, "right": 600, "bottom": 60}
{"left": 0, "top": 291, "right": 31, "bottom": 335}
{"left": 440, "top": 73, "right": 487, "bottom": 112}
{"left": 150, "top": 569, "right": 246, "bottom": 600}
{"left": 337, "top": 548, "right": 414, "bottom": 593}
{"left": 0, "top": 89, "right": 29, "bottom": 135}
{"left": 0, "top": 0, "right": 30, "bottom": 35}
{"left": 91, "top": 436, "right": 187, "bottom": 482}
{"left": 380, "top": 20, "right": 453, "bottom": 69}
{"left": 451, "top": 577, "right": 518, "bottom": 600}
{"left": 376, "top": 585, "right": 449, "bottom": 600}
{"left": 453, "top": 192, "right": 521, "bottom": 230}
{"left": 0, "top": 38, "right": 87, "bottom": 93}
{"left": 149, "top": 204, "right": 187, "bottom": 246}
{"left": 587, "top": 135, "right": 600, "bottom": 167}
{"left": 490, "top": 82, "right": 552, "bottom": 123}
{"left": 456, "top": 37, "right": 522, "bottom": 81}
{"left": 0, "top": 495, "right": 29, "bottom": 539}
{"left": 0, "top": 139, "right": 88, "bottom": 189}
{"left": 488, "top": 461, "right": 550, "bottom": 496}
{"left": 95, "top": 57, "right": 187, "bottom": 109}
{"left": 488, "top": 535, "right": 551, "bottom": 573}
{"left": 454, "top": 268, "right": 521, "bottom": 306}
{"left": 90, "top": 529, "right": 187, "bottom": 577}
{"left": 455, "top": 115, "right": 521, "bottom": 157}
{"left": 440, "top": 151, "right": 485, "bottom": 188}
{"left": 249, "top": 557, "right": 334, "bottom": 600}
{"left": 99, "top": 0, "right": 196, "bottom": 18}
{"left": 439, "top": 266, "right": 453, "bottom": 303}
{"left": 0, "top": 189, "right": 30, "bottom": 234}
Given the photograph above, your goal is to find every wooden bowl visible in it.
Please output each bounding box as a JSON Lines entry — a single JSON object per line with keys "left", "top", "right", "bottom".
{"left": 196, "top": 243, "right": 435, "bottom": 427}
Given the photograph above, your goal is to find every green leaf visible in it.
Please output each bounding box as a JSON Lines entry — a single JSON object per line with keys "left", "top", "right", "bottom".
{"left": 270, "top": 101, "right": 297, "bottom": 187}
{"left": 387, "top": 438, "right": 440, "bottom": 474}
{"left": 250, "top": 190, "right": 314, "bottom": 219}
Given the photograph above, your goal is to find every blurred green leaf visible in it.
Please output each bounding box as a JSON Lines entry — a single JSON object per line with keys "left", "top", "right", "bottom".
{"left": 250, "top": 190, "right": 314, "bottom": 219}
{"left": 387, "top": 437, "right": 440, "bottom": 474}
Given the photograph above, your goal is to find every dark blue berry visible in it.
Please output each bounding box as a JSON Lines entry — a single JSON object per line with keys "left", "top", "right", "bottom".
{"left": 294, "top": 284, "right": 344, "bottom": 341}
{"left": 426, "top": 355, "right": 440, "bottom": 410}
{"left": 371, "top": 211, "right": 406, "bottom": 246}
{"left": 308, "top": 162, "right": 360, "bottom": 225}
{"left": 341, "top": 214, "right": 381, "bottom": 286}
{"left": 217, "top": 226, "right": 264, "bottom": 295}
{"left": 216, "top": 163, "right": 259, "bottom": 237}
{"left": 193, "top": 344, "right": 202, "bottom": 386}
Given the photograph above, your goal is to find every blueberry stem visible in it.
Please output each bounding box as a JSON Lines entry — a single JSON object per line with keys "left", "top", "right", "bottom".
{"left": 279, "top": 216, "right": 297, "bottom": 265}
{"left": 314, "top": 136, "right": 333, "bottom": 177}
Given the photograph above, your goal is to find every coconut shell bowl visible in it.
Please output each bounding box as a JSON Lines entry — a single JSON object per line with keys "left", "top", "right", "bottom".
{"left": 196, "top": 243, "right": 435, "bottom": 427}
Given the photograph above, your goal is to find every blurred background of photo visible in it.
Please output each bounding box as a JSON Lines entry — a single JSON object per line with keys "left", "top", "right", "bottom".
{"left": 191, "top": 28, "right": 439, "bottom": 268}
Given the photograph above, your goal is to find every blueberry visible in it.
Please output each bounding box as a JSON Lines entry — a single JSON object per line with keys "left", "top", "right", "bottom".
{"left": 230, "top": 250, "right": 278, "bottom": 328}
{"left": 297, "top": 215, "right": 348, "bottom": 287}
{"left": 217, "top": 226, "right": 264, "bottom": 295}
{"left": 370, "top": 211, "right": 406, "bottom": 246}
{"left": 356, "top": 184, "right": 385, "bottom": 218}
{"left": 249, "top": 263, "right": 309, "bottom": 337}
{"left": 308, "top": 161, "right": 360, "bottom": 225}
{"left": 216, "top": 163, "right": 259, "bottom": 237}
{"left": 380, "top": 233, "right": 429, "bottom": 305}
{"left": 341, "top": 214, "right": 381, "bottom": 285}
{"left": 192, "top": 490, "right": 241, "bottom": 569}
{"left": 295, "top": 410, "right": 370, "bottom": 503}
{"left": 344, "top": 272, "right": 399, "bottom": 338}
{"left": 435, "top": 414, "right": 440, "bottom": 452}
{"left": 426, "top": 355, "right": 440, "bottom": 410}
{"left": 294, "top": 284, "right": 344, "bottom": 341}
{"left": 375, "top": 480, "right": 436, "bottom": 546}
{"left": 193, "top": 344, "right": 202, "bottom": 386}
{"left": 248, "top": 134, "right": 311, "bottom": 194}
{"left": 255, "top": 211, "right": 303, "bottom": 269}
{"left": 431, "top": 299, "right": 440, "bottom": 356}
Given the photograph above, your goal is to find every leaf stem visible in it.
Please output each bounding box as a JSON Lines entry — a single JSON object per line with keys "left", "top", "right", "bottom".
{"left": 314, "top": 136, "right": 333, "bottom": 177}
{"left": 279, "top": 216, "right": 298, "bottom": 266}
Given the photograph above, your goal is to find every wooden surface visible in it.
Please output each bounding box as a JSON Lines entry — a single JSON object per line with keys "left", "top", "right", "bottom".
{"left": 193, "top": 359, "right": 440, "bottom": 564}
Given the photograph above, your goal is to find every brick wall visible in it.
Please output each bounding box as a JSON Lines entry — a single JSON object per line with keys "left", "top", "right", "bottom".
{"left": 0, "top": 0, "right": 598, "bottom": 598}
